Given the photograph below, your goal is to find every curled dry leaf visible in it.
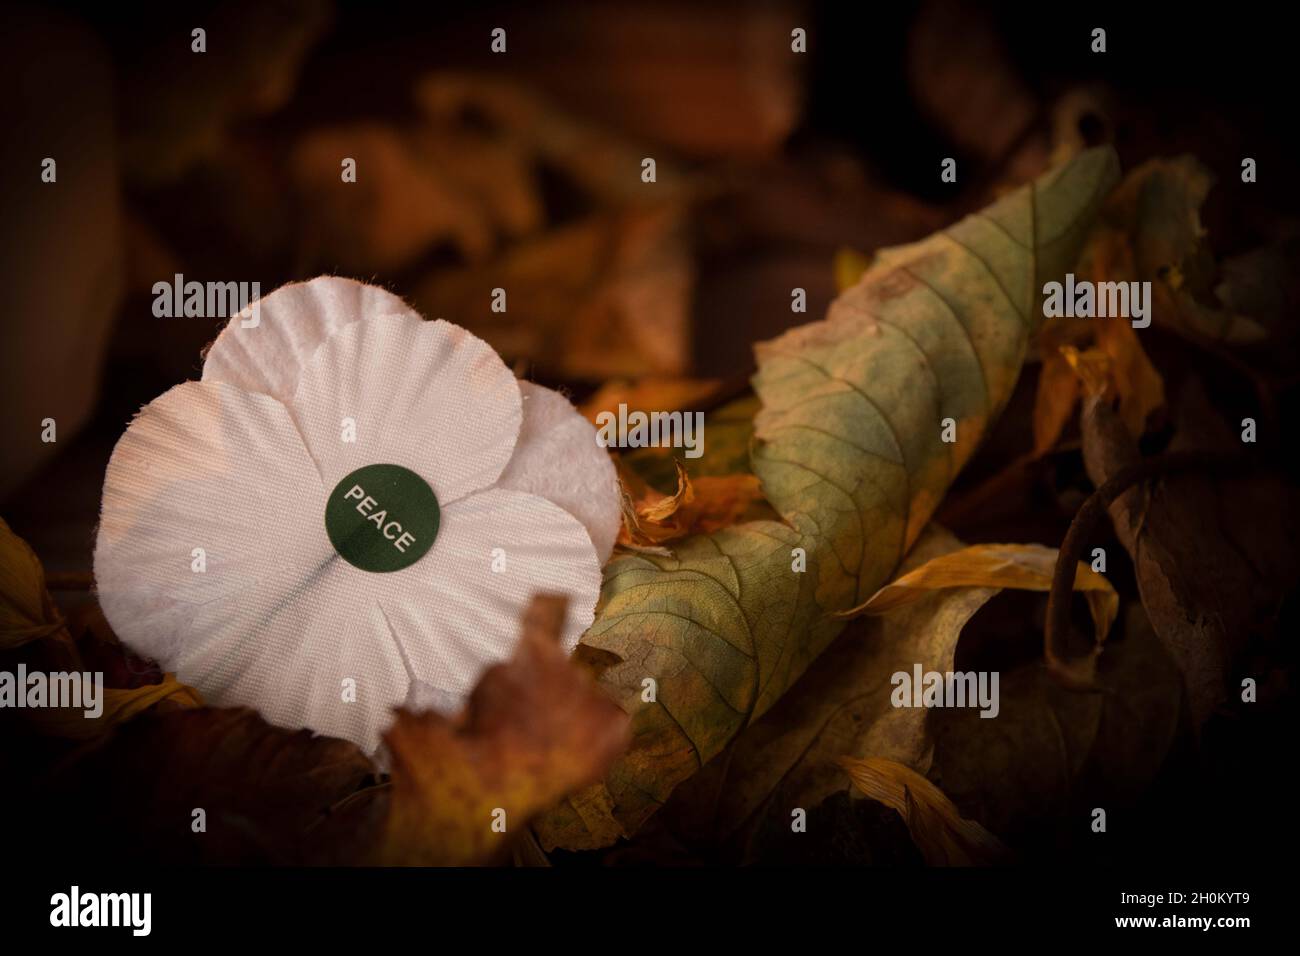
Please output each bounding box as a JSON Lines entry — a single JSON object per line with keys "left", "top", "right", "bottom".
{"left": 617, "top": 459, "right": 771, "bottom": 548}
{"left": 539, "top": 148, "right": 1119, "bottom": 851}
{"left": 1025, "top": 154, "right": 1283, "bottom": 459}
{"left": 838, "top": 541, "right": 1117, "bottom": 648}
{"left": 837, "top": 756, "right": 1008, "bottom": 866}
{"left": 652, "top": 525, "right": 1118, "bottom": 863}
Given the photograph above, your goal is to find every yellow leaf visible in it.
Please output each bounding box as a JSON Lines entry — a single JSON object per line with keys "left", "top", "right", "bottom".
{"left": 838, "top": 542, "right": 1117, "bottom": 645}
{"left": 837, "top": 756, "right": 1008, "bottom": 865}
{"left": 22, "top": 675, "right": 203, "bottom": 740}
{"left": 832, "top": 247, "right": 874, "bottom": 293}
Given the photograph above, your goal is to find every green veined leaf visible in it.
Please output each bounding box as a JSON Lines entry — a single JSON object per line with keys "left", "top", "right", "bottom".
{"left": 538, "top": 148, "right": 1120, "bottom": 850}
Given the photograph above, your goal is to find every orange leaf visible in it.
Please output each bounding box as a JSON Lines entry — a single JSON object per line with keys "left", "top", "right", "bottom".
{"left": 378, "top": 595, "right": 630, "bottom": 865}
{"left": 616, "top": 459, "right": 768, "bottom": 546}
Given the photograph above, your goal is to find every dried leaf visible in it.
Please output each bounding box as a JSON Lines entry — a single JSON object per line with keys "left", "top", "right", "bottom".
{"left": 838, "top": 542, "right": 1117, "bottom": 646}
{"left": 837, "top": 756, "right": 1008, "bottom": 865}
{"left": 929, "top": 603, "right": 1182, "bottom": 845}
{"left": 413, "top": 205, "right": 694, "bottom": 379}
{"left": 1032, "top": 341, "right": 1086, "bottom": 455}
{"left": 1032, "top": 289, "right": 1164, "bottom": 454}
{"left": 648, "top": 525, "right": 996, "bottom": 860}
{"left": 377, "top": 595, "right": 629, "bottom": 865}
{"left": 619, "top": 394, "right": 761, "bottom": 490}
{"left": 1082, "top": 155, "right": 1266, "bottom": 344}
{"left": 539, "top": 148, "right": 1120, "bottom": 850}
{"left": 617, "top": 459, "right": 771, "bottom": 547}
{"left": 289, "top": 120, "right": 542, "bottom": 274}
{"left": 1080, "top": 383, "right": 1299, "bottom": 726}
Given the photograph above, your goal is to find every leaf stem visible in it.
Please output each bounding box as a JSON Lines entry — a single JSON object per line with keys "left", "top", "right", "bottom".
{"left": 1045, "top": 449, "right": 1248, "bottom": 689}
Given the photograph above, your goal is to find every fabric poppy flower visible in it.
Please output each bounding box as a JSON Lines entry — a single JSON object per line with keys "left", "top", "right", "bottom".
{"left": 95, "top": 277, "right": 620, "bottom": 753}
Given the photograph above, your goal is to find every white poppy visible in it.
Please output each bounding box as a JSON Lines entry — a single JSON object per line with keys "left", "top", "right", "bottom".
{"left": 95, "top": 277, "right": 620, "bottom": 754}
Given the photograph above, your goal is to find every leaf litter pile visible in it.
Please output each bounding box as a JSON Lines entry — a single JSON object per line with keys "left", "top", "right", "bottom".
{"left": 3, "top": 5, "right": 1299, "bottom": 867}
{"left": 4, "top": 137, "right": 1296, "bottom": 867}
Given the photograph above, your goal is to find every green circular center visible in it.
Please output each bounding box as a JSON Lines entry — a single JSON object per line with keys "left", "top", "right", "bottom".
{"left": 325, "top": 464, "right": 440, "bottom": 573}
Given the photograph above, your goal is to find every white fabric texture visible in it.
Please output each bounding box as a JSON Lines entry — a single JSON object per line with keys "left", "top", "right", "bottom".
{"left": 497, "top": 381, "right": 622, "bottom": 563}
{"left": 202, "top": 276, "right": 619, "bottom": 560}
{"left": 96, "top": 277, "right": 619, "bottom": 754}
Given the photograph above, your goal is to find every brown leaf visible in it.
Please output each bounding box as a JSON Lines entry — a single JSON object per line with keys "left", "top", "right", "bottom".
{"left": 1032, "top": 309, "right": 1164, "bottom": 455}
{"left": 1080, "top": 155, "right": 1266, "bottom": 345}
{"left": 376, "top": 595, "right": 630, "bottom": 865}
{"left": 837, "top": 756, "right": 1008, "bottom": 865}
{"left": 929, "top": 603, "right": 1183, "bottom": 845}
{"left": 646, "top": 526, "right": 999, "bottom": 861}
{"left": 288, "top": 120, "right": 542, "bottom": 274}
{"left": 412, "top": 205, "right": 695, "bottom": 379}
{"left": 1080, "top": 382, "right": 1299, "bottom": 726}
